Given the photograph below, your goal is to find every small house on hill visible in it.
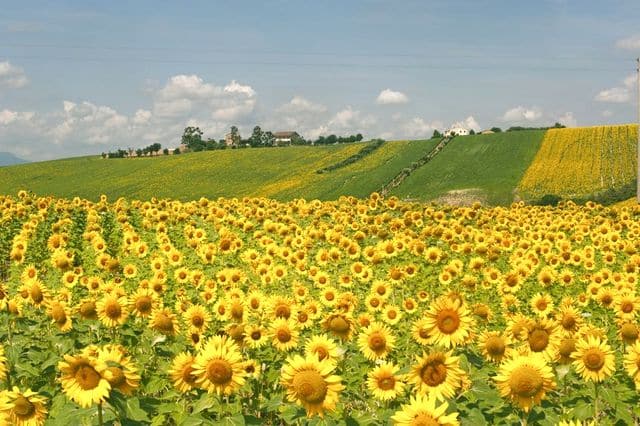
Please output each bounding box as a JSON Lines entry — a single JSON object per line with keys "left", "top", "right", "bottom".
{"left": 273, "top": 131, "right": 299, "bottom": 146}
{"left": 444, "top": 127, "right": 470, "bottom": 137}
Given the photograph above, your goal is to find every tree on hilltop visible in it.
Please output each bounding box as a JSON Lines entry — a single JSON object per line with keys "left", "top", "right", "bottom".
{"left": 182, "top": 126, "right": 204, "bottom": 151}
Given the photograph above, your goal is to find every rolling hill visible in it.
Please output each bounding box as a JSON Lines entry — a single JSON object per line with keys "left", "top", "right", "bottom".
{"left": 391, "top": 131, "right": 545, "bottom": 205}
{"left": 0, "top": 140, "right": 439, "bottom": 201}
{"left": 0, "top": 152, "right": 27, "bottom": 167}
{"left": 518, "top": 125, "right": 638, "bottom": 202}
{"left": 0, "top": 125, "right": 636, "bottom": 205}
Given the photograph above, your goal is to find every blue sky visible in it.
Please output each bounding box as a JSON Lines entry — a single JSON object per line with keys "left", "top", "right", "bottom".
{"left": 0, "top": 0, "right": 639, "bottom": 160}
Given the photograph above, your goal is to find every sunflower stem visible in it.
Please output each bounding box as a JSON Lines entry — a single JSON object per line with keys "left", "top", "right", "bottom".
{"left": 98, "top": 402, "right": 104, "bottom": 426}
{"left": 593, "top": 381, "right": 599, "bottom": 420}
{"left": 5, "top": 315, "right": 12, "bottom": 389}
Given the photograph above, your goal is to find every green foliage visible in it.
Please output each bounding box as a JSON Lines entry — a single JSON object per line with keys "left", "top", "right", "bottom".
{"left": 392, "top": 130, "right": 545, "bottom": 205}
{"left": 316, "top": 139, "right": 385, "bottom": 174}
{"left": 182, "top": 127, "right": 204, "bottom": 151}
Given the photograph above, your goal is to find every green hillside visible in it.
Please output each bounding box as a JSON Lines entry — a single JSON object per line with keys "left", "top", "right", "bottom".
{"left": 0, "top": 140, "right": 439, "bottom": 201}
{"left": 391, "top": 130, "right": 545, "bottom": 205}
{"left": 2, "top": 127, "right": 633, "bottom": 206}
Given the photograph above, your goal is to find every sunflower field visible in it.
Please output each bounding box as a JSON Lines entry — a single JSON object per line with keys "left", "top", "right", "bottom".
{"left": 2, "top": 191, "right": 640, "bottom": 425}
{"left": 518, "top": 124, "right": 638, "bottom": 201}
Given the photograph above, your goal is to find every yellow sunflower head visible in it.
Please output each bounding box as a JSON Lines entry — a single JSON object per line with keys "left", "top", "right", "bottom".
{"left": 280, "top": 354, "right": 345, "bottom": 418}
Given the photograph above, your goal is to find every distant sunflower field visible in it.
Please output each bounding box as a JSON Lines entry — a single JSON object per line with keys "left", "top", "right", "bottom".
{"left": 2, "top": 191, "right": 640, "bottom": 425}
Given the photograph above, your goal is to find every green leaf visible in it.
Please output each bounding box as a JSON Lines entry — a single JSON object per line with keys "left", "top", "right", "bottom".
{"left": 615, "top": 403, "right": 634, "bottom": 425}
{"left": 109, "top": 393, "right": 150, "bottom": 423}
{"left": 192, "top": 393, "right": 218, "bottom": 414}
{"left": 218, "top": 414, "right": 246, "bottom": 426}
{"left": 570, "top": 401, "right": 594, "bottom": 420}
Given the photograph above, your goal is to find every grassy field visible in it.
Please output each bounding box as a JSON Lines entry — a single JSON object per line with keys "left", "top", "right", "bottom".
{"left": 0, "top": 140, "right": 439, "bottom": 201}
{"left": 1, "top": 126, "right": 637, "bottom": 205}
{"left": 391, "top": 130, "right": 545, "bottom": 205}
{"left": 518, "top": 124, "right": 638, "bottom": 201}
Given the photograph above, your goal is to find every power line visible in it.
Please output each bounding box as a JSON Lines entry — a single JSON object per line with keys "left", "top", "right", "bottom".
{"left": 3, "top": 54, "right": 631, "bottom": 72}
{"left": 0, "top": 42, "right": 635, "bottom": 63}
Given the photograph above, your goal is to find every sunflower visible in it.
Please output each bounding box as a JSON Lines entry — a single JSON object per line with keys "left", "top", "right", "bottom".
{"left": 478, "top": 331, "right": 512, "bottom": 363}
{"left": 242, "top": 359, "right": 261, "bottom": 379}
{"left": 409, "top": 351, "right": 466, "bottom": 400}
{"left": 558, "top": 338, "right": 577, "bottom": 364}
{"left": 192, "top": 335, "right": 246, "bottom": 395}
{"left": 77, "top": 298, "right": 98, "bottom": 320}
{"left": 357, "top": 322, "right": 396, "bottom": 361}
{"left": 270, "top": 318, "right": 300, "bottom": 352}
{"left": 370, "top": 281, "right": 391, "bottom": 299}
{"left": 365, "top": 294, "right": 384, "bottom": 312}
{"left": 618, "top": 321, "right": 640, "bottom": 344}
{"left": 571, "top": 336, "right": 615, "bottom": 382}
{"left": 183, "top": 304, "right": 211, "bottom": 334}
{"left": 322, "top": 312, "right": 355, "bottom": 341}
{"left": 280, "top": 354, "right": 344, "bottom": 418}
{"left": 150, "top": 307, "right": 179, "bottom": 336}
{"left": 530, "top": 293, "right": 554, "bottom": 317}
{"left": 96, "top": 294, "right": 129, "bottom": 328}
{"left": 614, "top": 293, "right": 640, "bottom": 320}
{"left": 366, "top": 361, "right": 405, "bottom": 401}
{"left": 58, "top": 353, "right": 111, "bottom": 408}
{"left": 556, "top": 306, "right": 583, "bottom": 337}
{"left": 494, "top": 354, "right": 556, "bottom": 412}
{"left": 4, "top": 386, "right": 48, "bottom": 426}
{"left": 0, "top": 345, "right": 6, "bottom": 382}
{"left": 623, "top": 342, "right": 640, "bottom": 390}
{"left": 129, "top": 288, "right": 159, "bottom": 318}
{"left": 411, "top": 318, "right": 432, "bottom": 346}
{"left": 95, "top": 345, "right": 140, "bottom": 396}
{"left": 244, "top": 324, "right": 269, "bottom": 349}
{"left": 168, "top": 352, "right": 198, "bottom": 393}
{"left": 423, "top": 297, "right": 474, "bottom": 348}
{"left": 391, "top": 393, "right": 459, "bottom": 426}
{"left": 269, "top": 296, "right": 295, "bottom": 320}
{"left": 382, "top": 304, "right": 403, "bottom": 325}
{"left": 524, "top": 318, "right": 561, "bottom": 360}
{"left": 305, "top": 335, "right": 341, "bottom": 363}
{"left": 46, "top": 300, "right": 73, "bottom": 332}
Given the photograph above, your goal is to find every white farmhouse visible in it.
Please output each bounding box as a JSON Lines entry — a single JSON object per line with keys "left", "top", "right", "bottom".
{"left": 444, "top": 127, "right": 470, "bottom": 137}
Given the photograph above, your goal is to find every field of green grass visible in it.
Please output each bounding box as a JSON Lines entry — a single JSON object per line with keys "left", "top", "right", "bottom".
{"left": 2, "top": 127, "right": 634, "bottom": 206}
{"left": 391, "top": 130, "right": 545, "bottom": 205}
{"left": 0, "top": 140, "right": 439, "bottom": 201}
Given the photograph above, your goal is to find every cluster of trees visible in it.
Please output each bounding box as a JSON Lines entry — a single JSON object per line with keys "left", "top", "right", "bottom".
{"left": 181, "top": 126, "right": 366, "bottom": 151}
{"left": 313, "top": 134, "right": 364, "bottom": 145}
{"left": 505, "top": 123, "right": 566, "bottom": 132}
{"left": 102, "top": 143, "right": 163, "bottom": 159}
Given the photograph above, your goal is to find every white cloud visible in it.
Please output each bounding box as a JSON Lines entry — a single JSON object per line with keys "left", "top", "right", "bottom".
{"left": 153, "top": 98, "right": 192, "bottom": 118}
{"left": 50, "top": 101, "right": 129, "bottom": 145}
{"left": 211, "top": 101, "right": 256, "bottom": 121}
{"left": 595, "top": 74, "right": 636, "bottom": 103}
{"left": 156, "top": 74, "right": 217, "bottom": 101}
{"left": 277, "top": 96, "right": 326, "bottom": 114}
{"left": 501, "top": 106, "right": 543, "bottom": 123}
{"left": 616, "top": 35, "right": 640, "bottom": 50}
{"left": 0, "top": 109, "right": 35, "bottom": 125}
{"left": 401, "top": 117, "right": 442, "bottom": 138}
{"left": 595, "top": 87, "right": 630, "bottom": 103}
{"left": 306, "top": 107, "right": 375, "bottom": 140}
{"left": 602, "top": 110, "right": 613, "bottom": 117}
{"left": 132, "top": 109, "right": 152, "bottom": 125}
{"left": 450, "top": 115, "right": 481, "bottom": 131}
{"left": 0, "top": 61, "right": 28, "bottom": 89}
{"left": 223, "top": 80, "right": 256, "bottom": 97}
{"left": 376, "top": 89, "right": 409, "bottom": 105}
{"left": 557, "top": 112, "right": 577, "bottom": 127}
